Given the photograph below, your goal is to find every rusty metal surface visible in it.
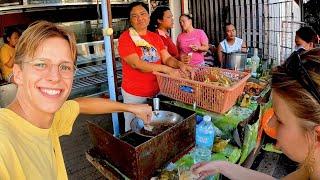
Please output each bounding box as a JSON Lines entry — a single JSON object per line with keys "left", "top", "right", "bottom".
{"left": 86, "top": 149, "right": 128, "bottom": 180}
{"left": 87, "top": 121, "right": 139, "bottom": 178}
{"left": 87, "top": 102, "right": 195, "bottom": 180}
{"left": 135, "top": 114, "right": 195, "bottom": 179}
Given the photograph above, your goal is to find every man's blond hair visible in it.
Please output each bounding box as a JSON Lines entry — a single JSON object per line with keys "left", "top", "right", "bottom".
{"left": 14, "top": 21, "right": 77, "bottom": 65}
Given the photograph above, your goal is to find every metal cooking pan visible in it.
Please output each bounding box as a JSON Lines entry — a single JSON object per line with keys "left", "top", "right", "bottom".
{"left": 130, "top": 111, "right": 184, "bottom": 138}
{"left": 223, "top": 52, "right": 247, "bottom": 71}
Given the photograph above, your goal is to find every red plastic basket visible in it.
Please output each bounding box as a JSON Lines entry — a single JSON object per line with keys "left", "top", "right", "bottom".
{"left": 155, "top": 67, "right": 251, "bottom": 114}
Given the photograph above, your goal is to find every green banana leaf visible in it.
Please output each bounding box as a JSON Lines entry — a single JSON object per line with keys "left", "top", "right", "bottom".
{"left": 262, "top": 143, "right": 282, "bottom": 154}
{"left": 239, "top": 120, "right": 259, "bottom": 164}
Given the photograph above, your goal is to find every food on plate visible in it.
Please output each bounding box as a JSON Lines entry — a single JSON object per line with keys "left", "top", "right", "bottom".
{"left": 244, "top": 81, "right": 266, "bottom": 96}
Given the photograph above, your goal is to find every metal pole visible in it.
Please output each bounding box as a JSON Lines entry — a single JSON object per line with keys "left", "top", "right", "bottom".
{"left": 299, "top": 0, "right": 304, "bottom": 22}
{"left": 101, "top": 0, "right": 120, "bottom": 136}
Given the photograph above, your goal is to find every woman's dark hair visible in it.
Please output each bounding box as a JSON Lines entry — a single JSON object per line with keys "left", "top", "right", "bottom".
{"left": 128, "top": 1, "right": 149, "bottom": 17}
{"left": 179, "top": 14, "right": 193, "bottom": 21}
{"left": 296, "top": 26, "right": 318, "bottom": 44}
{"left": 3, "top": 26, "right": 21, "bottom": 44}
{"left": 224, "top": 22, "right": 234, "bottom": 32}
{"left": 148, "top": 6, "right": 170, "bottom": 32}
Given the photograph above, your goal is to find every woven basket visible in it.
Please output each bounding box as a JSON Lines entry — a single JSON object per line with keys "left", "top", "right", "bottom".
{"left": 155, "top": 67, "right": 251, "bottom": 114}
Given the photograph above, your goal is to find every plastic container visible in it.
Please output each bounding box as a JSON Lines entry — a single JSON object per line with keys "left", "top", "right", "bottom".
{"left": 194, "top": 115, "right": 215, "bottom": 163}
{"left": 154, "top": 67, "right": 251, "bottom": 114}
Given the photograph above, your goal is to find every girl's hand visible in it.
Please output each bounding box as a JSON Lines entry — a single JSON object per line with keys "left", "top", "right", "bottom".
{"left": 191, "top": 161, "right": 223, "bottom": 180}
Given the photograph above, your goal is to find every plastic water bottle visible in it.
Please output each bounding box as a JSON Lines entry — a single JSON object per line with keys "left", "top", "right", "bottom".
{"left": 194, "top": 115, "right": 215, "bottom": 163}
{"left": 251, "top": 48, "right": 260, "bottom": 77}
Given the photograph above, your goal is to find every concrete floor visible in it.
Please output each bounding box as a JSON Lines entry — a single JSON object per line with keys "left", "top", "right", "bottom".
{"left": 60, "top": 114, "right": 295, "bottom": 179}
{"left": 60, "top": 114, "right": 113, "bottom": 180}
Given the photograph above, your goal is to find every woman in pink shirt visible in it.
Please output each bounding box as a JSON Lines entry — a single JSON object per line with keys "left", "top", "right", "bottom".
{"left": 177, "top": 14, "right": 209, "bottom": 66}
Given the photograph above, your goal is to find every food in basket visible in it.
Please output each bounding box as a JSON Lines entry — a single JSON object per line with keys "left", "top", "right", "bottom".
{"left": 155, "top": 67, "right": 250, "bottom": 114}
{"left": 244, "top": 82, "right": 266, "bottom": 96}
{"left": 179, "top": 70, "right": 194, "bottom": 80}
{"left": 204, "top": 68, "right": 234, "bottom": 87}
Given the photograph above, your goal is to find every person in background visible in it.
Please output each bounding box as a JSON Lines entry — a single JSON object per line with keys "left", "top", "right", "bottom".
{"left": 149, "top": 6, "right": 179, "bottom": 59}
{"left": 217, "top": 23, "right": 247, "bottom": 64}
{"left": 192, "top": 48, "right": 320, "bottom": 180}
{"left": 118, "top": 2, "right": 193, "bottom": 132}
{"left": 0, "top": 27, "right": 21, "bottom": 82}
{"left": 295, "top": 26, "right": 318, "bottom": 53}
{"left": 0, "top": 21, "right": 152, "bottom": 179}
{"left": 177, "top": 14, "right": 209, "bottom": 66}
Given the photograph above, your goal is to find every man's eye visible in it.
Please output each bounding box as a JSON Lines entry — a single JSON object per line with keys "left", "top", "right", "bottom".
{"left": 33, "top": 63, "right": 47, "bottom": 69}
{"left": 60, "top": 64, "right": 72, "bottom": 71}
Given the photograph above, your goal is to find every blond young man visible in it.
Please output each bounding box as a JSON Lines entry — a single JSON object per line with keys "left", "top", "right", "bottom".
{"left": 0, "top": 21, "right": 152, "bottom": 179}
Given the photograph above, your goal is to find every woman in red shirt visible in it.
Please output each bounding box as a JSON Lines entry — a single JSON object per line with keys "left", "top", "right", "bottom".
{"left": 118, "top": 2, "right": 192, "bottom": 131}
{"left": 149, "top": 6, "right": 191, "bottom": 63}
{"left": 149, "top": 6, "right": 178, "bottom": 58}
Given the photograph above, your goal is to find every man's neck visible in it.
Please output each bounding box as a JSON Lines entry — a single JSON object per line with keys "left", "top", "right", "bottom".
{"left": 8, "top": 98, "right": 54, "bottom": 129}
{"left": 226, "top": 38, "right": 235, "bottom": 44}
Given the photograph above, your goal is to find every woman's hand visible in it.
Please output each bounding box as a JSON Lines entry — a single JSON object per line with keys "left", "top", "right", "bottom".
{"left": 166, "top": 68, "right": 182, "bottom": 77}
{"left": 191, "top": 161, "right": 223, "bottom": 180}
{"left": 179, "top": 63, "right": 195, "bottom": 80}
{"left": 180, "top": 53, "right": 192, "bottom": 64}
{"left": 128, "top": 104, "right": 152, "bottom": 124}
{"left": 190, "top": 44, "right": 199, "bottom": 52}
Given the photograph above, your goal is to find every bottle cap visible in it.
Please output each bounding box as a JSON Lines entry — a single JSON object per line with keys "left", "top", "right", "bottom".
{"left": 203, "top": 115, "right": 211, "bottom": 122}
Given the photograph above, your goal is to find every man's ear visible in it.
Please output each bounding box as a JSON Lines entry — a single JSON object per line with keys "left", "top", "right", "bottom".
{"left": 13, "top": 64, "right": 23, "bottom": 85}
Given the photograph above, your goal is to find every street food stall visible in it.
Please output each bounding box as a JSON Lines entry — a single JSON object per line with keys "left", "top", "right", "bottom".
{"left": 85, "top": 65, "right": 274, "bottom": 179}
{"left": 82, "top": 0, "right": 303, "bottom": 179}
{"left": 0, "top": 0, "right": 304, "bottom": 179}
